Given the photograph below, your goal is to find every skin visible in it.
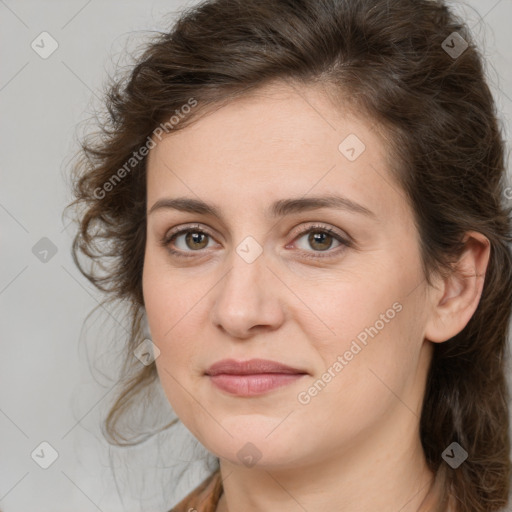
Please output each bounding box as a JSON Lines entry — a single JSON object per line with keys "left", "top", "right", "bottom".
{"left": 142, "top": 81, "right": 490, "bottom": 512}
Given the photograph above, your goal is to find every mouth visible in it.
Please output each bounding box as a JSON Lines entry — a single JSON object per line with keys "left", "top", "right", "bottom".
{"left": 205, "top": 358, "right": 308, "bottom": 397}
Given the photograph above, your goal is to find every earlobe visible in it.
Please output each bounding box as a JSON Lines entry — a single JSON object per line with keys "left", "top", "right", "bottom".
{"left": 424, "top": 232, "right": 490, "bottom": 344}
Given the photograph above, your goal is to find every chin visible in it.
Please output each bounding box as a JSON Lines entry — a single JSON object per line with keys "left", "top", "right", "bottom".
{"left": 197, "top": 427, "right": 309, "bottom": 470}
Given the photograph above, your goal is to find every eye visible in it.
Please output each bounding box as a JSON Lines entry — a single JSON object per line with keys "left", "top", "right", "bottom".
{"left": 161, "top": 224, "right": 217, "bottom": 257}
{"left": 290, "top": 224, "right": 350, "bottom": 259}
{"left": 160, "top": 223, "right": 351, "bottom": 259}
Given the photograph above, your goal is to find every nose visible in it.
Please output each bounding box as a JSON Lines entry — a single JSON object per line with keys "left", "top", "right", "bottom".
{"left": 210, "top": 248, "right": 285, "bottom": 340}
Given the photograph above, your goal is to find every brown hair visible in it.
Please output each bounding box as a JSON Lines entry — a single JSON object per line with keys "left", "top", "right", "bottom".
{"left": 67, "top": 0, "right": 512, "bottom": 510}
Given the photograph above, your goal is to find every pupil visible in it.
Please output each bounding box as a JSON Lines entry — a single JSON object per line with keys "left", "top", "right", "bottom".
{"left": 309, "top": 231, "right": 331, "bottom": 251}
{"left": 187, "top": 232, "right": 207, "bottom": 249}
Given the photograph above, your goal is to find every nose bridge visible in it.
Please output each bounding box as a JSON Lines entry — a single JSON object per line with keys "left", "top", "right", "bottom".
{"left": 210, "top": 239, "right": 284, "bottom": 337}
{"left": 227, "top": 249, "right": 264, "bottom": 297}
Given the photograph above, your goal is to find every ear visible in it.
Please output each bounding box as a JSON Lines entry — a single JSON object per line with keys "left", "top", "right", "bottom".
{"left": 424, "top": 231, "right": 490, "bottom": 343}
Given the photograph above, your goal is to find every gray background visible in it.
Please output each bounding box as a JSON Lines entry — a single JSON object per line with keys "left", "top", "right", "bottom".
{"left": 1, "top": 0, "right": 511, "bottom": 511}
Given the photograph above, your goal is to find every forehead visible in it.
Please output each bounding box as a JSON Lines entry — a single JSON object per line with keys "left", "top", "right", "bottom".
{"left": 149, "top": 81, "right": 378, "bottom": 162}
{"left": 146, "top": 82, "right": 407, "bottom": 222}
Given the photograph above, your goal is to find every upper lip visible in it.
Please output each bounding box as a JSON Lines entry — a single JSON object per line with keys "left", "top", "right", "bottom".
{"left": 205, "top": 358, "right": 307, "bottom": 376}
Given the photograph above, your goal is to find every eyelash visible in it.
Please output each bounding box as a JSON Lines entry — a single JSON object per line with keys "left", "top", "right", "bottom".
{"left": 160, "top": 223, "right": 352, "bottom": 260}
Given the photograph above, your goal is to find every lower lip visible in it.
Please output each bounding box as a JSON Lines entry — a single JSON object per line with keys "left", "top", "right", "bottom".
{"left": 208, "top": 373, "right": 306, "bottom": 396}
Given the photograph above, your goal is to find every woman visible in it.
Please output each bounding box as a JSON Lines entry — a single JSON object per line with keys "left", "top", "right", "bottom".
{"left": 68, "top": 0, "right": 512, "bottom": 510}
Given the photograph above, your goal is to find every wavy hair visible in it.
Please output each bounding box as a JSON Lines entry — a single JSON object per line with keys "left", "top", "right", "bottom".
{"left": 66, "top": 0, "right": 512, "bottom": 510}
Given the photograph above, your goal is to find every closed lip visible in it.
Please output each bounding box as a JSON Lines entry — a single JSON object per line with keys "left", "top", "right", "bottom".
{"left": 205, "top": 358, "right": 307, "bottom": 376}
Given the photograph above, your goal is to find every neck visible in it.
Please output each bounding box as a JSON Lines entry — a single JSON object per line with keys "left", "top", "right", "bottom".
{"left": 216, "top": 408, "right": 438, "bottom": 512}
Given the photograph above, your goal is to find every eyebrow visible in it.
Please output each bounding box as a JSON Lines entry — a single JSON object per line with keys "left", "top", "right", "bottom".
{"left": 148, "top": 195, "right": 376, "bottom": 219}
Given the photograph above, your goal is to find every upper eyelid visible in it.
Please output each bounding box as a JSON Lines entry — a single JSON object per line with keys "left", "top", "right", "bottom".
{"left": 165, "top": 223, "right": 215, "bottom": 241}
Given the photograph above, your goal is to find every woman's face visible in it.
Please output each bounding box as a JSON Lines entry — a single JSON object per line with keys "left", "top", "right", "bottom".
{"left": 143, "top": 82, "right": 434, "bottom": 469}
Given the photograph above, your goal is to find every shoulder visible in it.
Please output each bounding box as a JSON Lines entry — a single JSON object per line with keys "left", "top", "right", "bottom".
{"left": 168, "top": 469, "right": 223, "bottom": 512}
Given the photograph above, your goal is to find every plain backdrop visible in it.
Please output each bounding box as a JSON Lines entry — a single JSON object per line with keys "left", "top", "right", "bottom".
{"left": 1, "top": 0, "right": 511, "bottom": 511}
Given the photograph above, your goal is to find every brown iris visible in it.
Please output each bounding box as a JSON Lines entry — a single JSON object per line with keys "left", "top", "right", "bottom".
{"left": 185, "top": 231, "right": 209, "bottom": 250}
{"left": 307, "top": 231, "right": 333, "bottom": 251}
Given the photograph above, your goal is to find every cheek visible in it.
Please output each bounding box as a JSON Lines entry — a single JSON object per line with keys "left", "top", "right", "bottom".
{"left": 142, "top": 256, "right": 207, "bottom": 416}
{"left": 142, "top": 261, "right": 171, "bottom": 346}
{"left": 329, "top": 310, "right": 420, "bottom": 425}
{"left": 299, "top": 278, "right": 416, "bottom": 407}
{"left": 295, "top": 273, "right": 405, "bottom": 355}
{"left": 144, "top": 299, "right": 196, "bottom": 429}
{"left": 142, "top": 256, "right": 191, "bottom": 375}
{"left": 142, "top": 246, "right": 198, "bottom": 342}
